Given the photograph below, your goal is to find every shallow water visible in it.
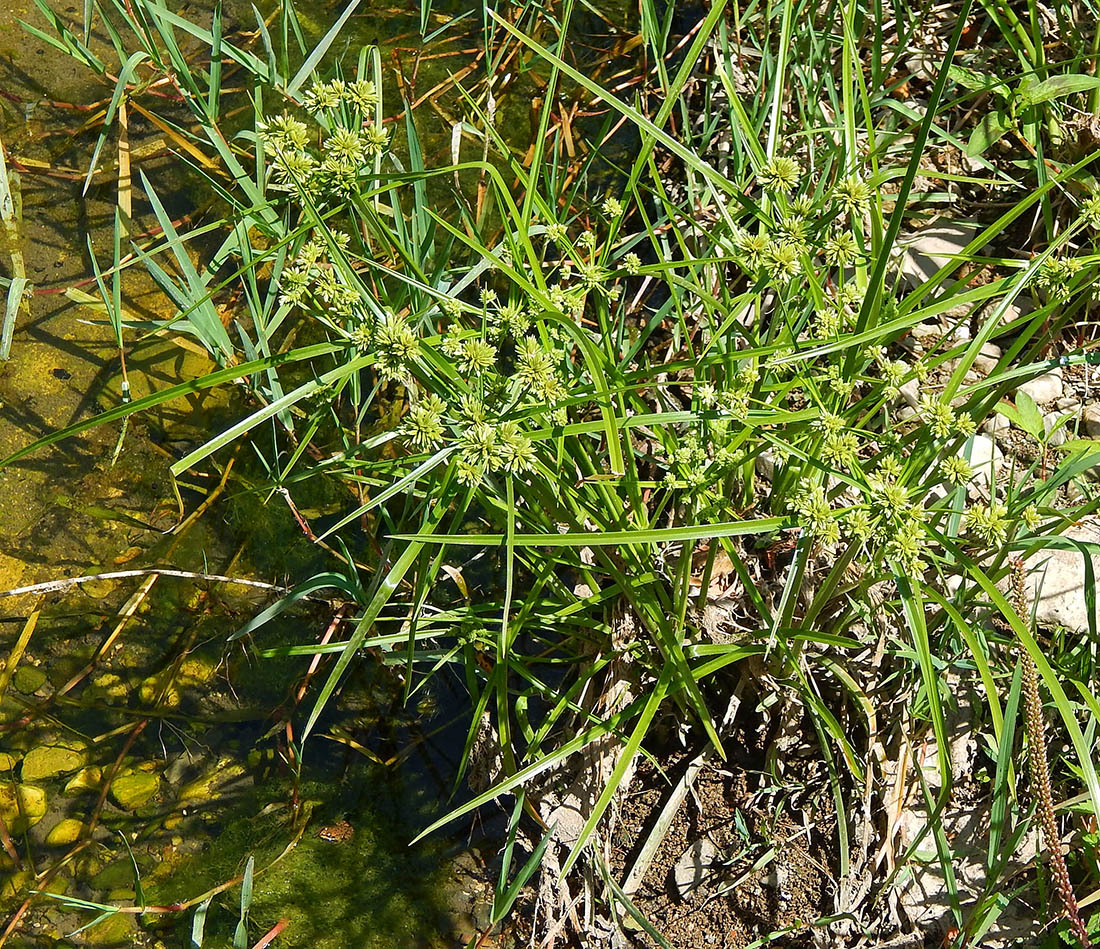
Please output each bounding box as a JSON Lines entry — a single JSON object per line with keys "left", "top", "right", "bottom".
{"left": 0, "top": 2, "right": 499, "bottom": 946}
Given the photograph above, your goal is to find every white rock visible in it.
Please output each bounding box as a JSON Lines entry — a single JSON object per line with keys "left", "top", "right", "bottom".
{"left": 1016, "top": 368, "right": 1063, "bottom": 404}
{"left": 670, "top": 838, "right": 721, "bottom": 899}
{"left": 1056, "top": 397, "right": 1080, "bottom": 411}
{"left": 1043, "top": 411, "right": 1071, "bottom": 448}
{"left": 982, "top": 413, "right": 1010, "bottom": 437}
{"left": 925, "top": 435, "right": 1002, "bottom": 506}
{"left": 899, "top": 221, "right": 981, "bottom": 289}
{"left": 962, "top": 435, "right": 1003, "bottom": 493}
{"left": 1083, "top": 402, "right": 1100, "bottom": 437}
{"left": 973, "top": 342, "right": 1002, "bottom": 376}
{"left": 1002, "top": 519, "right": 1100, "bottom": 632}
{"left": 899, "top": 377, "right": 921, "bottom": 410}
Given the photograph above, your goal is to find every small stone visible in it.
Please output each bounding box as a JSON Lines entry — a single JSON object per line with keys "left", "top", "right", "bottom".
{"left": 755, "top": 450, "right": 775, "bottom": 481}
{"left": 64, "top": 767, "right": 102, "bottom": 795}
{"left": 1003, "top": 518, "right": 1100, "bottom": 632}
{"left": 138, "top": 677, "right": 179, "bottom": 708}
{"left": 11, "top": 666, "right": 47, "bottom": 694}
{"left": 82, "top": 912, "right": 136, "bottom": 946}
{"left": 45, "top": 819, "right": 83, "bottom": 847}
{"left": 982, "top": 413, "right": 1010, "bottom": 437}
{"left": 88, "top": 674, "right": 127, "bottom": 700}
{"left": 899, "top": 378, "right": 920, "bottom": 409}
{"left": 177, "top": 656, "right": 217, "bottom": 686}
{"left": 962, "top": 435, "right": 1003, "bottom": 493}
{"left": 0, "top": 783, "right": 47, "bottom": 833}
{"left": 1043, "top": 412, "right": 1072, "bottom": 448}
{"left": 0, "top": 870, "right": 32, "bottom": 901}
{"left": 1016, "top": 368, "right": 1063, "bottom": 404}
{"left": 669, "top": 837, "right": 721, "bottom": 900}
{"left": 1056, "top": 397, "right": 1080, "bottom": 411}
{"left": 972, "top": 342, "right": 1002, "bottom": 375}
{"left": 90, "top": 859, "right": 134, "bottom": 891}
{"left": 109, "top": 773, "right": 160, "bottom": 810}
{"left": 900, "top": 221, "right": 981, "bottom": 288}
{"left": 1083, "top": 403, "right": 1100, "bottom": 437}
{"left": 21, "top": 745, "right": 86, "bottom": 782}
{"left": 910, "top": 322, "right": 942, "bottom": 342}
{"left": 177, "top": 761, "right": 244, "bottom": 804}
{"left": 0, "top": 754, "right": 15, "bottom": 773}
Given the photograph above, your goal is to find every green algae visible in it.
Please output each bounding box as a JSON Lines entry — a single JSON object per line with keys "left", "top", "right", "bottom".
{"left": 20, "top": 744, "right": 86, "bottom": 782}
{"left": 44, "top": 818, "right": 83, "bottom": 847}
{"left": 108, "top": 773, "right": 161, "bottom": 810}
{"left": 147, "top": 780, "right": 455, "bottom": 949}
{"left": 0, "top": 783, "right": 46, "bottom": 834}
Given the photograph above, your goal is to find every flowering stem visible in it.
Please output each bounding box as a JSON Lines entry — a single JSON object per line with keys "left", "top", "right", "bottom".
{"left": 1012, "top": 557, "right": 1090, "bottom": 947}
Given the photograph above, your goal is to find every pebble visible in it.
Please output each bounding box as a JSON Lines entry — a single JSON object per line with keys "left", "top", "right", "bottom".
{"left": 21, "top": 745, "right": 86, "bottom": 782}
{"left": 0, "top": 782, "right": 47, "bottom": 833}
{"left": 109, "top": 773, "right": 160, "bottom": 810}
{"left": 910, "top": 322, "right": 942, "bottom": 342}
{"left": 1016, "top": 368, "right": 1063, "bottom": 404}
{"left": 899, "top": 221, "right": 981, "bottom": 288}
{"left": 1043, "top": 411, "right": 1071, "bottom": 447}
{"left": 1083, "top": 402, "right": 1100, "bottom": 437}
{"left": 899, "top": 378, "right": 920, "bottom": 409}
{"left": 670, "top": 837, "right": 721, "bottom": 900}
{"left": 982, "top": 413, "right": 1010, "bottom": 437}
{"left": 972, "top": 342, "right": 1002, "bottom": 376}
{"left": 964, "top": 435, "right": 1003, "bottom": 493}
{"left": 45, "top": 818, "right": 83, "bottom": 847}
{"left": 1003, "top": 518, "right": 1100, "bottom": 631}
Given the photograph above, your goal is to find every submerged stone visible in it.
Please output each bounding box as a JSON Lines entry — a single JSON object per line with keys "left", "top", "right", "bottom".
{"left": 177, "top": 761, "right": 245, "bottom": 804}
{"left": 178, "top": 655, "right": 218, "bottom": 686}
{"left": 138, "top": 677, "right": 179, "bottom": 708}
{"left": 88, "top": 673, "right": 127, "bottom": 700}
{"left": 109, "top": 773, "right": 160, "bottom": 810}
{"left": 21, "top": 744, "right": 86, "bottom": 782}
{"left": 82, "top": 911, "right": 136, "bottom": 946}
{"left": 64, "top": 766, "right": 103, "bottom": 794}
{"left": 11, "top": 666, "right": 47, "bottom": 694}
{"left": 45, "top": 818, "right": 84, "bottom": 847}
{"left": 0, "top": 754, "right": 15, "bottom": 772}
{"left": 0, "top": 783, "right": 47, "bottom": 833}
{"left": 0, "top": 870, "right": 32, "bottom": 901}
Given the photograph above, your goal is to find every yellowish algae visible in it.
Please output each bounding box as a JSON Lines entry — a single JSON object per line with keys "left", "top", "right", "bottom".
{"left": 64, "top": 766, "right": 103, "bottom": 794}
{"left": 44, "top": 817, "right": 83, "bottom": 847}
{"left": 0, "top": 782, "right": 46, "bottom": 833}
{"left": 20, "top": 743, "right": 86, "bottom": 782}
{"left": 109, "top": 772, "right": 161, "bottom": 810}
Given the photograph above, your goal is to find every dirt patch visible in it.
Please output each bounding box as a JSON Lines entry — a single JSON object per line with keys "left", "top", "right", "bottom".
{"left": 608, "top": 742, "right": 837, "bottom": 948}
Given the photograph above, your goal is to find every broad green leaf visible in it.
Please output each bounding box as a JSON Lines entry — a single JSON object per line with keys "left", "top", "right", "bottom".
{"left": 1013, "top": 390, "right": 1044, "bottom": 440}
{"left": 966, "top": 108, "right": 1013, "bottom": 157}
{"left": 1018, "top": 74, "right": 1100, "bottom": 106}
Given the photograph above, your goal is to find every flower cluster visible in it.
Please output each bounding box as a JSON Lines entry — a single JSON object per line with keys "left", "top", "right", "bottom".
{"left": 258, "top": 77, "right": 387, "bottom": 198}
